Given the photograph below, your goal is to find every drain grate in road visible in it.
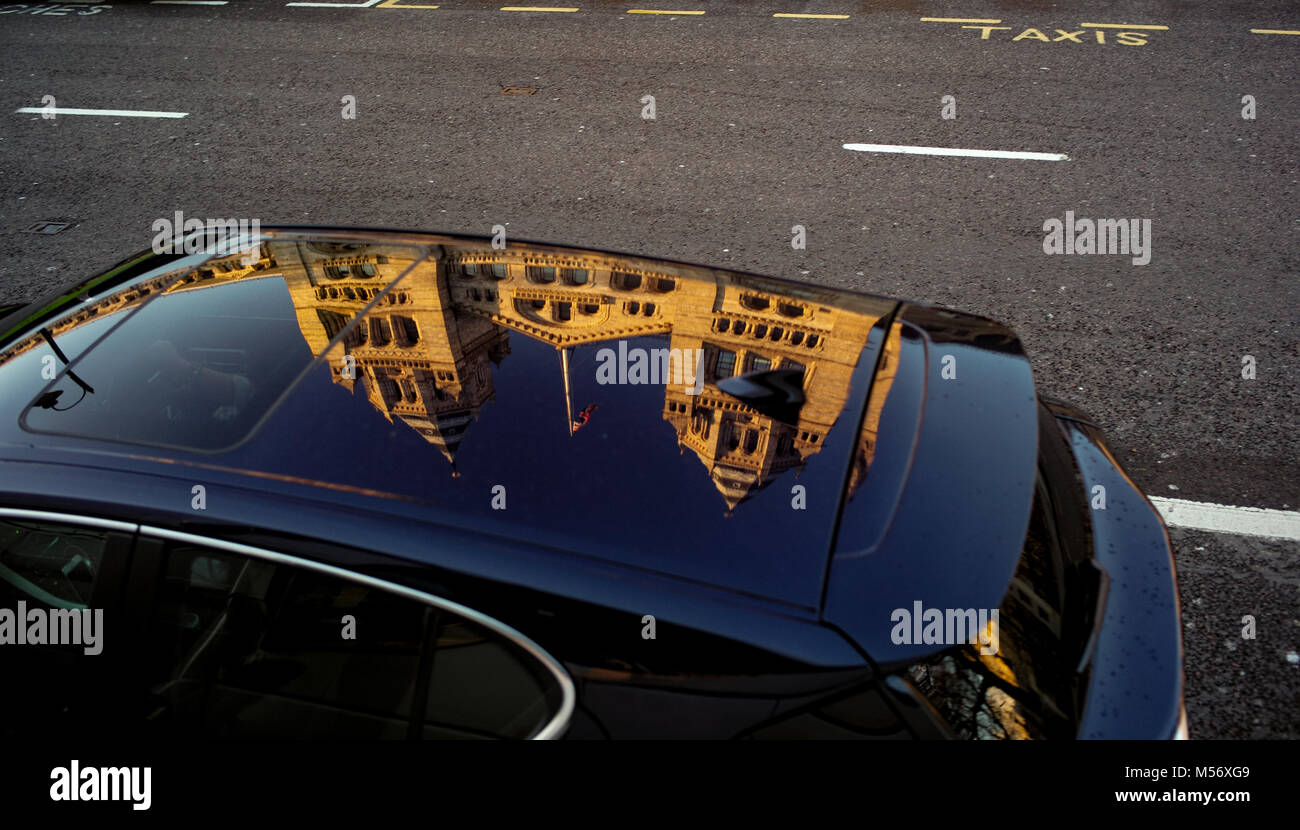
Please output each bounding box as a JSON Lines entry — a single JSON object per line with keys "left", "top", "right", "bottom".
{"left": 22, "top": 220, "right": 77, "bottom": 235}
{"left": 501, "top": 86, "right": 538, "bottom": 95}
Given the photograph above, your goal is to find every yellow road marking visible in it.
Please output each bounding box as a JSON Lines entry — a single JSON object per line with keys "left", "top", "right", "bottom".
{"left": 1079, "top": 22, "right": 1169, "bottom": 30}
{"left": 921, "top": 17, "right": 1001, "bottom": 24}
{"left": 500, "top": 5, "right": 579, "bottom": 10}
{"left": 1250, "top": 28, "right": 1300, "bottom": 35}
{"left": 774, "top": 13, "right": 849, "bottom": 19}
{"left": 627, "top": 9, "right": 706, "bottom": 14}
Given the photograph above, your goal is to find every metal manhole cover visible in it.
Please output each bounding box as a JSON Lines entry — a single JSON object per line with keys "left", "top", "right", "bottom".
{"left": 23, "top": 220, "right": 76, "bottom": 235}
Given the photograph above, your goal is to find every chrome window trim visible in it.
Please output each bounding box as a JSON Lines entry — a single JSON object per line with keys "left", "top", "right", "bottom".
{"left": 138, "top": 525, "right": 575, "bottom": 740}
{"left": 0, "top": 507, "right": 138, "bottom": 534}
{"left": 0, "top": 508, "right": 574, "bottom": 740}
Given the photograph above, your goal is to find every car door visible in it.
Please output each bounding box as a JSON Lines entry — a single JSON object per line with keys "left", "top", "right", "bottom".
{"left": 115, "top": 528, "right": 574, "bottom": 740}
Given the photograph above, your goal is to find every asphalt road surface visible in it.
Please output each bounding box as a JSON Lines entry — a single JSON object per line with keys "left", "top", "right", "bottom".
{"left": 0, "top": 0, "right": 1296, "bottom": 738}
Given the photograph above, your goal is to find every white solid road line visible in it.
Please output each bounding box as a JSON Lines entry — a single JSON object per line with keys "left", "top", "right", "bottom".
{"left": 1147, "top": 496, "right": 1300, "bottom": 541}
{"left": 844, "top": 143, "right": 1069, "bottom": 161}
{"left": 287, "top": 0, "right": 380, "bottom": 6}
{"left": 15, "top": 107, "right": 188, "bottom": 118}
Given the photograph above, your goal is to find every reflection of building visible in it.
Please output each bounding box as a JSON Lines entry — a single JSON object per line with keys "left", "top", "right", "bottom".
{"left": 8, "top": 237, "right": 901, "bottom": 512}
{"left": 658, "top": 275, "right": 882, "bottom": 512}
{"left": 199, "top": 242, "right": 902, "bottom": 509}
{"left": 424, "top": 248, "right": 898, "bottom": 510}
{"left": 0, "top": 242, "right": 279, "bottom": 366}
{"left": 283, "top": 244, "right": 509, "bottom": 472}
{"left": 847, "top": 320, "right": 903, "bottom": 501}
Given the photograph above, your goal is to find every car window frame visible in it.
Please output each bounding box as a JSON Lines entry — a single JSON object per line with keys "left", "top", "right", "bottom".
{"left": 0, "top": 508, "right": 575, "bottom": 740}
{"left": 137, "top": 526, "right": 576, "bottom": 740}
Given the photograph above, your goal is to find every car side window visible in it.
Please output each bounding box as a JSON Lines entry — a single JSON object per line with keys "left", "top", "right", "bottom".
{"left": 0, "top": 516, "right": 128, "bottom": 739}
{"left": 137, "top": 540, "right": 567, "bottom": 739}
{"left": 0, "top": 518, "right": 108, "bottom": 610}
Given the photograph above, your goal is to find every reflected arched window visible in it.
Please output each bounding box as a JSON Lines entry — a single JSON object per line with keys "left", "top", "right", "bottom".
{"left": 715, "top": 319, "right": 730, "bottom": 333}
{"left": 460, "top": 264, "right": 479, "bottom": 278}
{"left": 554, "top": 302, "right": 572, "bottom": 322}
{"left": 393, "top": 316, "right": 419, "bottom": 347}
{"left": 753, "top": 324, "right": 767, "bottom": 338}
{"left": 370, "top": 317, "right": 392, "bottom": 347}
{"left": 770, "top": 327, "right": 783, "bottom": 341}
{"left": 400, "top": 378, "right": 417, "bottom": 402}
{"left": 625, "top": 301, "right": 640, "bottom": 315}
{"left": 715, "top": 350, "right": 736, "bottom": 379}
{"left": 566, "top": 268, "right": 590, "bottom": 285}
{"left": 732, "top": 321, "right": 746, "bottom": 336}
{"left": 655, "top": 278, "right": 675, "bottom": 292}
{"left": 778, "top": 302, "right": 804, "bottom": 318}
{"left": 789, "top": 331, "right": 804, "bottom": 346}
{"left": 612, "top": 272, "right": 642, "bottom": 291}
{"left": 740, "top": 295, "right": 770, "bottom": 312}
{"left": 490, "top": 264, "right": 508, "bottom": 279}
{"left": 691, "top": 409, "right": 712, "bottom": 438}
{"left": 527, "top": 266, "right": 556, "bottom": 284}
{"left": 743, "top": 429, "right": 759, "bottom": 454}
{"left": 530, "top": 299, "right": 546, "bottom": 310}
{"left": 316, "top": 309, "right": 349, "bottom": 341}
{"left": 643, "top": 303, "right": 655, "bottom": 316}
{"left": 581, "top": 303, "right": 599, "bottom": 315}
{"left": 806, "top": 334, "right": 820, "bottom": 348}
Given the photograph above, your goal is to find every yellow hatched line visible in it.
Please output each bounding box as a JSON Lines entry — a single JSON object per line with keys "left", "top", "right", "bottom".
{"left": 500, "top": 6, "right": 579, "bottom": 11}
{"left": 774, "top": 13, "right": 848, "bottom": 19}
{"left": 627, "top": 8, "right": 706, "bottom": 14}
{"left": 1250, "top": 28, "right": 1300, "bottom": 35}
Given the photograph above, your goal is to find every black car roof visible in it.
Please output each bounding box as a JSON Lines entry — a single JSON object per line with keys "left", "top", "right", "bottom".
{"left": 0, "top": 230, "right": 907, "bottom": 612}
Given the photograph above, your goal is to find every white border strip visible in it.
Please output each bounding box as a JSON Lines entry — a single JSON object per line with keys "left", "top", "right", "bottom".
{"left": 844, "top": 143, "right": 1069, "bottom": 161}
{"left": 15, "top": 107, "right": 188, "bottom": 118}
{"left": 151, "top": 1, "right": 229, "bottom": 5}
{"left": 1147, "top": 497, "right": 1300, "bottom": 541}
{"left": 286, "top": 0, "right": 380, "bottom": 7}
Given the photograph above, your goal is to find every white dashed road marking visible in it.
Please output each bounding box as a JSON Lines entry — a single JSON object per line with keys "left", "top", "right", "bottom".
{"left": 843, "top": 143, "right": 1069, "bottom": 161}
{"left": 1147, "top": 497, "right": 1300, "bottom": 541}
{"left": 286, "top": 0, "right": 381, "bottom": 7}
{"left": 15, "top": 107, "right": 189, "bottom": 118}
